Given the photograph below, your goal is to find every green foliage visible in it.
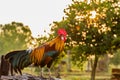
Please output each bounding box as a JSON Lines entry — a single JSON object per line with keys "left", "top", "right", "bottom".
{"left": 51, "top": 0, "right": 120, "bottom": 66}
{"left": 50, "top": 0, "right": 120, "bottom": 80}
{"left": 110, "top": 49, "right": 120, "bottom": 67}
{"left": 36, "top": 36, "right": 49, "bottom": 45}
{"left": 112, "top": 37, "right": 120, "bottom": 50}
{"left": 71, "top": 46, "right": 87, "bottom": 68}
{"left": 0, "top": 22, "right": 33, "bottom": 54}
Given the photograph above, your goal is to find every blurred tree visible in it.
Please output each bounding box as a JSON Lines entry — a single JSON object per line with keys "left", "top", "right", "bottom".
{"left": 0, "top": 22, "right": 33, "bottom": 55}
{"left": 51, "top": 0, "right": 120, "bottom": 80}
{"left": 110, "top": 49, "right": 120, "bottom": 68}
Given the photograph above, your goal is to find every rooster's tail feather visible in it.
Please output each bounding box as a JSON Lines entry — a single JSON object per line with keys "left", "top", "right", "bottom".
{"left": 4, "top": 49, "right": 32, "bottom": 74}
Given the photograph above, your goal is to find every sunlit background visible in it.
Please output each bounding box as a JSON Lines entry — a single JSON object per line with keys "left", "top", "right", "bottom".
{"left": 0, "top": 0, "right": 72, "bottom": 37}
{"left": 0, "top": 0, "right": 120, "bottom": 80}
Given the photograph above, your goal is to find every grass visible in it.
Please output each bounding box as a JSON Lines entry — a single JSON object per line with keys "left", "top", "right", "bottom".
{"left": 60, "top": 72, "right": 111, "bottom": 80}
{"left": 22, "top": 67, "right": 111, "bottom": 80}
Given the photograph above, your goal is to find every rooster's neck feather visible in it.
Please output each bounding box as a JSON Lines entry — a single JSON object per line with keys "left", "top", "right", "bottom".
{"left": 30, "top": 36, "right": 64, "bottom": 64}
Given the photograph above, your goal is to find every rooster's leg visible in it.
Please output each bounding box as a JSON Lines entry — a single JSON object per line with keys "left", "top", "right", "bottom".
{"left": 41, "top": 68, "right": 44, "bottom": 77}
{"left": 39, "top": 67, "right": 45, "bottom": 78}
{"left": 48, "top": 68, "right": 52, "bottom": 78}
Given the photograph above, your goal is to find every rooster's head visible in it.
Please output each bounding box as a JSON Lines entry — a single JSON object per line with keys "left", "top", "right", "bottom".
{"left": 58, "top": 28, "right": 67, "bottom": 41}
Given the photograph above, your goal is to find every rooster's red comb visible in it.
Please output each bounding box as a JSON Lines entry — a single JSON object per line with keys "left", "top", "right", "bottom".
{"left": 57, "top": 28, "right": 67, "bottom": 36}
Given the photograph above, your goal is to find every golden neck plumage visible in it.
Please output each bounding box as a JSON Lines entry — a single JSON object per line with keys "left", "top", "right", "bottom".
{"left": 30, "top": 36, "right": 65, "bottom": 64}
{"left": 47, "top": 36, "right": 65, "bottom": 51}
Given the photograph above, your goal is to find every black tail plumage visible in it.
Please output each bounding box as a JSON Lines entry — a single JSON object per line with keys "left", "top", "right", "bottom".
{"left": 5, "top": 49, "right": 32, "bottom": 75}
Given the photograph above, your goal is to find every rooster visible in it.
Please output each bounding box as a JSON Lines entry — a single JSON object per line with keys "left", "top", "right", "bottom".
{"left": 5, "top": 28, "right": 67, "bottom": 77}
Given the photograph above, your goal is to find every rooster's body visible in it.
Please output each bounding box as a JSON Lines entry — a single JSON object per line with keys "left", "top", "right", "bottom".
{"left": 5, "top": 29, "right": 67, "bottom": 76}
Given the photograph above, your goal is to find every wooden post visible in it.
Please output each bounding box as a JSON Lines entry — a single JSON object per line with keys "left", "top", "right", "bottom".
{"left": 0, "top": 55, "right": 10, "bottom": 77}
{"left": 112, "top": 68, "right": 120, "bottom": 79}
{"left": 0, "top": 56, "right": 1, "bottom": 78}
{"left": 67, "top": 50, "right": 71, "bottom": 72}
